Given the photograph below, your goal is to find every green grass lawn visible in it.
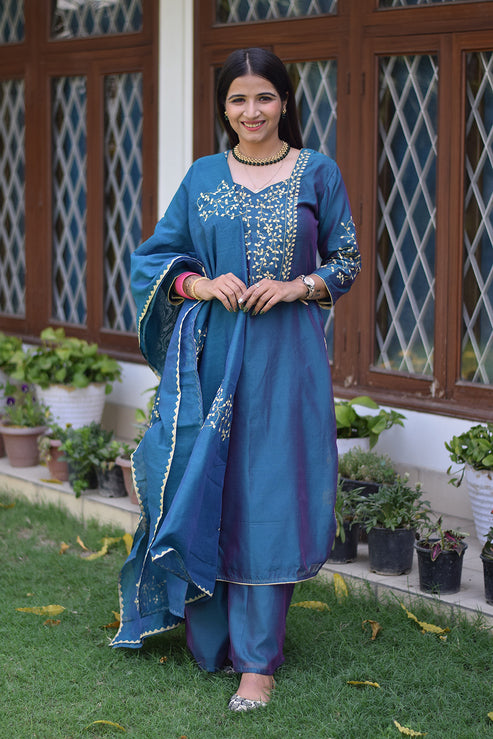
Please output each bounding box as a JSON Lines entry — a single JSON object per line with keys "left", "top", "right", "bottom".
{"left": 1, "top": 491, "right": 493, "bottom": 739}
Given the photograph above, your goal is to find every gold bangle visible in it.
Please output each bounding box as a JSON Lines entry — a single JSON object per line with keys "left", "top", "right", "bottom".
{"left": 189, "top": 276, "right": 207, "bottom": 300}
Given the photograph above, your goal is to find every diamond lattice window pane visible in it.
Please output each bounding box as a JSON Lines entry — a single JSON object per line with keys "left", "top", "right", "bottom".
{"left": 461, "top": 51, "right": 493, "bottom": 385}
{"left": 52, "top": 76, "right": 87, "bottom": 325}
{"left": 51, "top": 0, "right": 142, "bottom": 40}
{"left": 0, "top": 0, "right": 25, "bottom": 44}
{"left": 0, "top": 79, "right": 25, "bottom": 315}
{"left": 216, "top": 0, "right": 337, "bottom": 22}
{"left": 375, "top": 55, "right": 438, "bottom": 376}
{"left": 103, "top": 73, "right": 142, "bottom": 333}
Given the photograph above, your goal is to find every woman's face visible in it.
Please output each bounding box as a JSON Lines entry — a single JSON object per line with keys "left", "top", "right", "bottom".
{"left": 224, "top": 74, "right": 284, "bottom": 150}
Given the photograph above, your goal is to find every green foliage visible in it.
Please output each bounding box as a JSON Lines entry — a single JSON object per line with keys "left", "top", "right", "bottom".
{"left": 37, "top": 422, "right": 72, "bottom": 462}
{"left": 0, "top": 382, "right": 51, "bottom": 428}
{"left": 9, "top": 327, "right": 121, "bottom": 392}
{"left": 119, "top": 385, "right": 158, "bottom": 458}
{"left": 333, "top": 476, "right": 363, "bottom": 542}
{"left": 334, "top": 396, "right": 405, "bottom": 449}
{"left": 416, "top": 516, "right": 468, "bottom": 561}
{"left": 0, "top": 332, "right": 22, "bottom": 374}
{"left": 445, "top": 423, "right": 493, "bottom": 486}
{"left": 59, "top": 422, "right": 116, "bottom": 496}
{"left": 338, "top": 446, "right": 397, "bottom": 484}
{"left": 353, "top": 475, "right": 432, "bottom": 532}
{"left": 482, "top": 525, "right": 493, "bottom": 560}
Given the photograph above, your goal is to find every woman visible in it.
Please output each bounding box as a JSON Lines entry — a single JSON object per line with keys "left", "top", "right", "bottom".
{"left": 112, "top": 47, "right": 361, "bottom": 711}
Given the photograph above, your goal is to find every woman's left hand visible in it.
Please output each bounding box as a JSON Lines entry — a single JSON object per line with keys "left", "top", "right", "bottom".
{"left": 238, "top": 278, "right": 307, "bottom": 315}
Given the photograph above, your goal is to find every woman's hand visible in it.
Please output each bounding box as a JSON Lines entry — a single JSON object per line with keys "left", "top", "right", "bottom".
{"left": 238, "top": 278, "right": 309, "bottom": 315}
{"left": 191, "top": 273, "right": 248, "bottom": 312}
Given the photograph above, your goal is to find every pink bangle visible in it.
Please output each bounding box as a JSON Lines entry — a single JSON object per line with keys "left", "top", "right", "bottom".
{"left": 174, "top": 271, "right": 201, "bottom": 299}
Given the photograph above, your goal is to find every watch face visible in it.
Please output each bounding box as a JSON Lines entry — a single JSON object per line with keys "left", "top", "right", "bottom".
{"left": 304, "top": 276, "right": 315, "bottom": 288}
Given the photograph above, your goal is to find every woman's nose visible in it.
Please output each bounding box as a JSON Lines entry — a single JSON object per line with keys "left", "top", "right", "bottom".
{"left": 244, "top": 100, "right": 259, "bottom": 117}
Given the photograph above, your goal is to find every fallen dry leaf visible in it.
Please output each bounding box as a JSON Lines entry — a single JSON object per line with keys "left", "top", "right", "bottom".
{"left": 43, "top": 619, "right": 61, "bottom": 627}
{"left": 0, "top": 502, "right": 16, "bottom": 508}
{"left": 160, "top": 656, "right": 168, "bottom": 664}
{"left": 17, "top": 605, "right": 65, "bottom": 616}
{"left": 400, "top": 603, "right": 450, "bottom": 635}
{"left": 362, "top": 619, "right": 382, "bottom": 640}
{"left": 333, "top": 573, "right": 348, "bottom": 601}
{"left": 394, "top": 719, "right": 427, "bottom": 736}
{"left": 59, "top": 541, "right": 70, "bottom": 554}
{"left": 39, "top": 478, "right": 63, "bottom": 484}
{"left": 347, "top": 680, "right": 380, "bottom": 688}
{"left": 84, "top": 719, "right": 126, "bottom": 732}
{"left": 488, "top": 712, "right": 493, "bottom": 721}
{"left": 290, "top": 600, "right": 330, "bottom": 612}
{"left": 85, "top": 536, "right": 122, "bottom": 561}
{"left": 123, "top": 533, "right": 133, "bottom": 555}
{"left": 77, "top": 535, "right": 89, "bottom": 551}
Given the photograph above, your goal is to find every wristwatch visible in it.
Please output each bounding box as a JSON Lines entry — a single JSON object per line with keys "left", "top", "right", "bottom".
{"left": 298, "top": 274, "right": 316, "bottom": 298}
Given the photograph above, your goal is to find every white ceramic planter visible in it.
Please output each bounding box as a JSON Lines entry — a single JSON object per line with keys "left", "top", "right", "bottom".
{"left": 464, "top": 464, "right": 493, "bottom": 544}
{"left": 337, "top": 437, "right": 371, "bottom": 457}
{"left": 35, "top": 383, "right": 106, "bottom": 429}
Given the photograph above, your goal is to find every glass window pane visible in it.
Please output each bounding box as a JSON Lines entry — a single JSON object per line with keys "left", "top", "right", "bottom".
{"left": 462, "top": 51, "right": 493, "bottom": 385}
{"left": 52, "top": 76, "right": 87, "bottom": 325}
{"left": 0, "top": 79, "right": 25, "bottom": 316}
{"left": 216, "top": 0, "right": 337, "bottom": 23}
{"left": 0, "top": 0, "right": 24, "bottom": 44}
{"left": 375, "top": 55, "right": 438, "bottom": 376}
{"left": 103, "top": 73, "right": 142, "bottom": 333}
{"left": 51, "top": 0, "right": 142, "bottom": 40}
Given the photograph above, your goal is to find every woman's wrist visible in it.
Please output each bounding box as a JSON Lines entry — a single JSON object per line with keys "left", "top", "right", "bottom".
{"left": 185, "top": 275, "right": 208, "bottom": 300}
{"left": 174, "top": 272, "right": 201, "bottom": 299}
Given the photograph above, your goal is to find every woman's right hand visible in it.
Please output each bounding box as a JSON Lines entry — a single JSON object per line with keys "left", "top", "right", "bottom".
{"left": 192, "top": 273, "right": 248, "bottom": 312}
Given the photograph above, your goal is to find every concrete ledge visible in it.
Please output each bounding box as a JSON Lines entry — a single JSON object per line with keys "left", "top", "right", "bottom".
{"left": 0, "top": 456, "right": 141, "bottom": 533}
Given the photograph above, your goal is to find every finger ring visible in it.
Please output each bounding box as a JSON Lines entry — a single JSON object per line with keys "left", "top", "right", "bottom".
{"left": 254, "top": 282, "right": 260, "bottom": 288}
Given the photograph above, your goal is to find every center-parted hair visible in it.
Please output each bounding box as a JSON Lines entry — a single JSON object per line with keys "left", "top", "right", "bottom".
{"left": 216, "top": 47, "right": 303, "bottom": 150}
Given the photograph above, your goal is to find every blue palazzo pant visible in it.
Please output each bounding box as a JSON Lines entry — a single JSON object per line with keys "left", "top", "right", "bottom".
{"left": 185, "top": 581, "right": 295, "bottom": 675}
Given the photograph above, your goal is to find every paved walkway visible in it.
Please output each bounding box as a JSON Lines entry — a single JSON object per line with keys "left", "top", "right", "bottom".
{"left": 1, "top": 456, "right": 492, "bottom": 624}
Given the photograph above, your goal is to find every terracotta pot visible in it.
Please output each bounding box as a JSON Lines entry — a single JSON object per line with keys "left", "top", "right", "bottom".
{"left": 46, "top": 439, "right": 69, "bottom": 482}
{"left": 116, "top": 455, "right": 138, "bottom": 505}
{"left": 0, "top": 423, "right": 47, "bottom": 467}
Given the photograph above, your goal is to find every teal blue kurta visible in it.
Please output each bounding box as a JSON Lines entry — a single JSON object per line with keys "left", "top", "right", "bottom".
{"left": 112, "top": 149, "right": 361, "bottom": 648}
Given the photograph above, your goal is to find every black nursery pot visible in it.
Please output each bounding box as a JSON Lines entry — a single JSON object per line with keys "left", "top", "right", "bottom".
{"left": 328, "top": 521, "right": 360, "bottom": 564}
{"left": 97, "top": 465, "right": 127, "bottom": 498}
{"left": 68, "top": 463, "right": 98, "bottom": 491}
{"left": 415, "top": 541, "right": 468, "bottom": 595}
{"left": 367, "top": 527, "right": 415, "bottom": 575}
{"left": 341, "top": 478, "right": 380, "bottom": 498}
{"left": 480, "top": 553, "right": 493, "bottom": 605}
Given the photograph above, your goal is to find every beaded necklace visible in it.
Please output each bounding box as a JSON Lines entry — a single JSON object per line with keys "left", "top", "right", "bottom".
{"left": 232, "top": 141, "right": 290, "bottom": 166}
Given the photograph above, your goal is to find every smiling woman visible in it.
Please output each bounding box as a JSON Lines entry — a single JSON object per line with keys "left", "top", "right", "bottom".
{"left": 112, "top": 46, "right": 361, "bottom": 715}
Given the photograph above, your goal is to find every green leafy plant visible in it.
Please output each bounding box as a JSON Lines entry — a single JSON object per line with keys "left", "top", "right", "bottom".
{"left": 445, "top": 423, "right": 493, "bottom": 486}
{"left": 338, "top": 446, "right": 397, "bottom": 484}
{"left": 38, "top": 422, "right": 72, "bottom": 463}
{"left": 353, "top": 475, "right": 432, "bottom": 532}
{"left": 333, "top": 476, "right": 363, "bottom": 543}
{"left": 0, "top": 333, "right": 23, "bottom": 374}
{"left": 416, "top": 516, "right": 468, "bottom": 560}
{"left": 59, "top": 422, "right": 114, "bottom": 496}
{"left": 0, "top": 382, "right": 51, "bottom": 428}
{"left": 480, "top": 519, "right": 493, "bottom": 561}
{"left": 9, "top": 327, "right": 121, "bottom": 392}
{"left": 335, "top": 396, "right": 405, "bottom": 449}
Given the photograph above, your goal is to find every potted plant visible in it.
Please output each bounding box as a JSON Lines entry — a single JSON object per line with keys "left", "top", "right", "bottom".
{"left": 58, "top": 421, "right": 111, "bottom": 497}
{"left": 94, "top": 438, "right": 127, "bottom": 498}
{"left": 480, "top": 524, "right": 493, "bottom": 605}
{"left": 335, "top": 396, "right": 405, "bottom": 453}
{"left": 445, "top": 423, "right": 493, "bottom": 543}
{"left": 0, "top": 382, "right": 50, "bottom": 466}
{"left": 328, "top": 477, "right": 363, "bottom": 564}
{"left": 338, "top": 446, "right": 397, "bottom": 497}
{"left": 9, "top": 327, "right": 122, "bottom": 429}
{"left": 414, "top": 516, "right": 469, "bottom": 595}
{"left": 0, "top": 332, "right": 22, "bottom": 406}
{"left": 354, "top": 475, "right": 432, "bottom": 575}
{"left": 38, "top": 422, "right": 72, "bottom": 481}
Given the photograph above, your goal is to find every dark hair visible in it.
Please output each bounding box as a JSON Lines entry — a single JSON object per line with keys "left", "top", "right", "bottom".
{"left": 216, "top": 47, "right": 303, "bottom": 150}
